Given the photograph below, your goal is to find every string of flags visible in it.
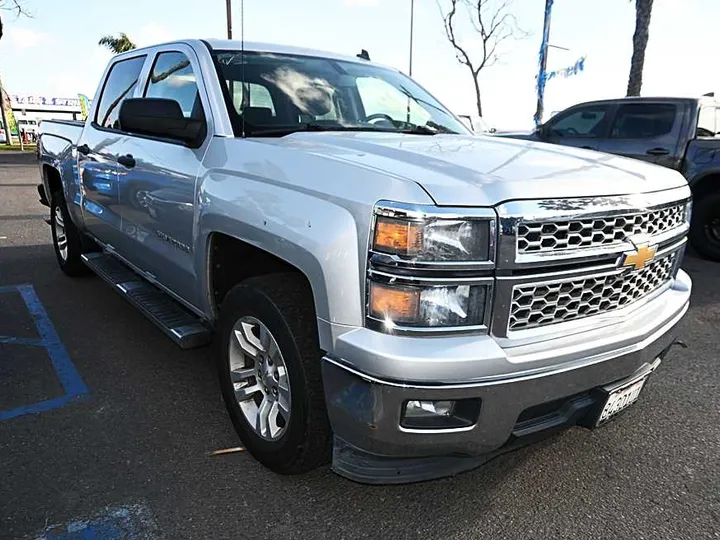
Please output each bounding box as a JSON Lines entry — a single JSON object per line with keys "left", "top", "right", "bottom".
{"left": 544, "top": 56, "right": 587, "bottom": 82}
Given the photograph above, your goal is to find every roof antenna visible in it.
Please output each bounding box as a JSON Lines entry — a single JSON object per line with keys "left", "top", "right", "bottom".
{"left": 241, "top": 0, "right": 246, "bottom": 138}
{"left": 357, "top": 49, "right": 370, "bottom": 61}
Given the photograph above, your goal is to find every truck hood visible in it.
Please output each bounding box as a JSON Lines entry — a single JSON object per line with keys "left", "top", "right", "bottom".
{"left": 270, "top": 132, "right": 688, "bottom": 206}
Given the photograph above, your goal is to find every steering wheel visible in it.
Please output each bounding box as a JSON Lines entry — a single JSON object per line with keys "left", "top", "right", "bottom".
{"left": 562, "top": 127, "right": 579, "bottom": 136}
{"left": 364, "top": 113, "right": 397, "bottom": 125}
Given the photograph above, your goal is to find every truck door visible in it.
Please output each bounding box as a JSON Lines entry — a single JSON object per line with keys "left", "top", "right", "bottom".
{"left": 116, "top": 47, "right": 211, "bottom": 307}
{"left": 78, "top": 55, "right": 146, "bottom": 248}
{"left": 598, "top": 102, "right": 680, "bottom": 167}
{"left": 541, "top": 103, "right": 611, "bottom": 151}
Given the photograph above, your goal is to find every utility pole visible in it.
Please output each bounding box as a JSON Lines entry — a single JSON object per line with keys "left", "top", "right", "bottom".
{"left": 534, "top": 0, "right": 553, "bottom": 127}
{"left": 226, "top": 0, "right": 233, "bottom": 39}
{"left": 0, "top": 76, "right": 12, "bottom": 147}
{"left": 408, "top": 0, "right": 415, "bottom": 76}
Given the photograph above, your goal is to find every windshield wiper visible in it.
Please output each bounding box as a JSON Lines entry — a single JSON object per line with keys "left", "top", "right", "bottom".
{"left": 248, "top": 122, "right": 440, "bottom": 137}
{"left": 397, "top": 124, "right": 439, "bottom": 135}
{"left": 246, "top": 123, "right": 331, "bottom": 137}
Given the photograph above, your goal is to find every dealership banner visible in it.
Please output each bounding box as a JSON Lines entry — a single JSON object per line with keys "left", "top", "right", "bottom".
{"left": 11, "top": 95, "right": 83, "bottom": 108}
{"left": 2, "top": 88, "right": 17, "bottom": 133}
{"left": 78, "top": 94, "right": 90, "bottom": 120}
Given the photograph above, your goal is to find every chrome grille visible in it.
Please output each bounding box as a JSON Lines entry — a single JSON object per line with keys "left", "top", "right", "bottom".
{"left": 517, "top": 204, "right": 685, "bottom": 254}
{"left": 509, "top": 252, "right": 676, "bottom": 331}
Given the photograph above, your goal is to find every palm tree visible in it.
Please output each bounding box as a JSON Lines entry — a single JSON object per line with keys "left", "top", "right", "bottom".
{"left": 98, "top": 33, "right": 136, "bottom": 54}
{"left": 626, "top": 0, "right": 654, "bottom": 96}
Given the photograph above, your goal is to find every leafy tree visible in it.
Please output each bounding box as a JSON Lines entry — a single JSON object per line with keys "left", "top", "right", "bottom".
{"left": 98, "top": 33, "right": 136, "bottom": 54}
{"left": 626, "top": 0, "right": 654, "bottom": 96}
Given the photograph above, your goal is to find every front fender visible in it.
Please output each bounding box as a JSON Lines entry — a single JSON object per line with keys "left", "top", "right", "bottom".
{"left": 197, "top": 172, "right": 364, "bottom": 351}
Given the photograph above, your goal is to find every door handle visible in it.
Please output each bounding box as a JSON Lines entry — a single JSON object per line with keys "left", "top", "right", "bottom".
{"left": 646, "top": 147, "right": 669, "bottom": 156}
{"left": 118, "top": 154, "right": 136, "bottom": 168}
{"left": 581, "top": 145, "right": 595, "bottom": 150}
{"left": 77, "top": 143, "right": 91, "bottom": 155}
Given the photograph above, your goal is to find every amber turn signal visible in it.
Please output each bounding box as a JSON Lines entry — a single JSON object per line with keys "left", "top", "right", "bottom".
{"left": 368, "top": 282, "right": 420, "bottom": 324}
{"left": 373, "top": 217, "right": 423, "bottom": 256}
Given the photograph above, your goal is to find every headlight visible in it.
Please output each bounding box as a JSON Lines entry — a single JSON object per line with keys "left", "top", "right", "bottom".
{"left": 372, "top": 212, "right": 493, "bottom": 263}
{"left": 368, "top": 281, "right": 490, "bottom": 330}
{"left": 367, "top": 202, "right": 496, "bottom": 334}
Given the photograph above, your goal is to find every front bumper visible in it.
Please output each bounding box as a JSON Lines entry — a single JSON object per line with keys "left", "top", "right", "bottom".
{"left": 322, "top": 270, "right": 691, "bottom": 483}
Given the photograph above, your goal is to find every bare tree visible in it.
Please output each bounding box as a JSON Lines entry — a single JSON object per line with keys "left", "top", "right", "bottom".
{"left": 626, "top": 0, "right": 654, "bottom": 96}
{"left": 0, "top": 0, "right": 30, "bottom": 41}
{"left": 439, "top": 0, "right": 525, "bottom": 117}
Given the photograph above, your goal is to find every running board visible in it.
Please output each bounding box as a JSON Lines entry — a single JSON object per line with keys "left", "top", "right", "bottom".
{"left": 81, "top": 252, "right": 211, "bottom": 349}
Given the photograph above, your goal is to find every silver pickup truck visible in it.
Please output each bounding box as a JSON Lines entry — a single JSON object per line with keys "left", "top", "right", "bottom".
{"left": 37, "top": 39, "right": 692, "bottom": 484}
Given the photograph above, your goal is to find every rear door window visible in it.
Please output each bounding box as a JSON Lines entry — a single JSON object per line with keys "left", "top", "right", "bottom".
{"left": 95, "top": 56, "right": 147, "bottom": 130}
{"left": 547, "top": 105, "right": 609, "bottom": 138}
{"left": 610, "top": 103, "right": 676, "bottom": 139}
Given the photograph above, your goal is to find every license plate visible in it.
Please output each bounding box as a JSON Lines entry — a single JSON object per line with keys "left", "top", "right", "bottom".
{"left": 595, "top": 374, "right": 649, "bottom": 427}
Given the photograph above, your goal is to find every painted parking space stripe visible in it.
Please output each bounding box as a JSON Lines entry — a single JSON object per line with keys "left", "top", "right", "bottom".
{"left": 0, "top": 283, "right": 89, "bottom": 421}
{"left": 37, "top": 502, "right": 158, "bottom": 539}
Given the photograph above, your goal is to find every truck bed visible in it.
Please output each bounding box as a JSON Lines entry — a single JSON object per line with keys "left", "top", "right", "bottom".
{"left": 39, "top": 119, "right": 84, "bottom": 145}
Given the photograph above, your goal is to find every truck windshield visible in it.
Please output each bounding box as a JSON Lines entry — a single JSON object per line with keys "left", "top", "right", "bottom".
{"left": 213, "top": 50, "right": 469, "bottom": 137}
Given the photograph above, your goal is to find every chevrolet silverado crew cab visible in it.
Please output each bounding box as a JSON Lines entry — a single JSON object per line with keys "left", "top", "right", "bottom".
{"left": 498, "top": 97, "right": 720, "bottom": 261}
{"left": 37, "top": 40, "right": 691, "bottom": 484}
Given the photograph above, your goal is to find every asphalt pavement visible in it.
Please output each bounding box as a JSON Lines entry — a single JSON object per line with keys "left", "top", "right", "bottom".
{"left": 0, "top": 151, "right": 718, "bottom": 540}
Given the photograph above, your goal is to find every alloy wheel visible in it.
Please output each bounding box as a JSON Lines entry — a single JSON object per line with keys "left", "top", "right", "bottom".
{"left": 53, "top": 205, "right": 68, "bottom": 261}
{"left": 228, "top": 316, "right": 291, "bottom": 441}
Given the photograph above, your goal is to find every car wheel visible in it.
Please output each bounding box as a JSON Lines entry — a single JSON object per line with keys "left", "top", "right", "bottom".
{"left": 690, "top": 191, "right": 720, "bottom": 262}
{"left": 50, "top": 191, "right": 92, "bottom": 277}
{"left": 216, "top": 273, "right": 332, "bottom": 474}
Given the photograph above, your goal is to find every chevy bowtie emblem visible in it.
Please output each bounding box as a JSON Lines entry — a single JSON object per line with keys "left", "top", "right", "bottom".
{"left": 621, "top": 243, "right": 657, "bottom": 270}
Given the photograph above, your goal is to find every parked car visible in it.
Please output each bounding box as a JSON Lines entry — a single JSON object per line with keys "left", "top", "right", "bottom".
{"left": 18, "top": 118, "right": 39, "bottom": 135}
{"left": 37, "top": 40, "right": 691, "bottom": 484}
{"left": 497, "top": 97, "right": 720, "bottom": 261}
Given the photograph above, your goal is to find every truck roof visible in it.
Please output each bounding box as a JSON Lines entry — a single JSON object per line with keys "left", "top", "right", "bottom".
{"left": 576, "top": 96, "right": 719, "bottom": 108}
{"left": 118, "top": 38, "right": 393, "bottom": 71}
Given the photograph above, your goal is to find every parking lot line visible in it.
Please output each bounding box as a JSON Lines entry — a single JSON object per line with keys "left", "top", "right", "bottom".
{"left": 0, "top": 283, "right": 89, "bottom": 421}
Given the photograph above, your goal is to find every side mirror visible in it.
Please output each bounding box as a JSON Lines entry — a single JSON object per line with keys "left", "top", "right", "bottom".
{"left": 535, "top": 123, "right": 548, "bottom": 140}
{"left": 119, "top": 98, "right": 205, "bottom": 147}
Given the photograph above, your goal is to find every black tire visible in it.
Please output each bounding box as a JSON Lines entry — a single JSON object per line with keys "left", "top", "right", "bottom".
{"left": 689, "top": 191, "right": 720, "bottom": 262}
{"left": 50, "top": 190, "right": 91, "bottom": 277}
{"left": 216, "top": 273, "right": 332, "bottom": 474}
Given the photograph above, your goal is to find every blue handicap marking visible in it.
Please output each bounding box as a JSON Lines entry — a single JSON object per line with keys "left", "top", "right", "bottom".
{"left": 38, "top": 503, "right": 158, "bottom": 539}
{"left": 0, "top": 284, "right": 89, "bottom": 421}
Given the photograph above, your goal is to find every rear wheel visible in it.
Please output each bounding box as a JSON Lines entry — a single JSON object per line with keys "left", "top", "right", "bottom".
{"left": 690, "top": 191, "right": 720, "bottom": 262}
{"left": 50, "top": 191, "right": 91, "bottom": 276}
{"left": 216, "top": 273, "right": 332, "bottom": 474}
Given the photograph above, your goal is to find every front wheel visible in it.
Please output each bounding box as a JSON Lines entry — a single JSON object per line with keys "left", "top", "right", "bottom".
{"left": 689, "top": 191, "right": 720, "bottom": 262}
{"left": 50, "top": 191, "right": 91, "bottom": 276}
{"left": 216, "top": 273, "right": 332, "bottom": 474}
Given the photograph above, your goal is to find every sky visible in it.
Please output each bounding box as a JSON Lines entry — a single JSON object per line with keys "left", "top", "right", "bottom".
{"left": 1, "top": 0, "right": 718, "bottom": 130}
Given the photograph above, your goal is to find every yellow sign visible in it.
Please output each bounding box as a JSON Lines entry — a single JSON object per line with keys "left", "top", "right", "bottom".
{"left": 621, "top": 243, "right": 657, "bottom": 270}
{"left": 78, "top": 94, "right": 90, "bottom": 120}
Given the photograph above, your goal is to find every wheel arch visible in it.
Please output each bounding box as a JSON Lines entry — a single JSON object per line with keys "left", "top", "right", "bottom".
{"left": 688, "top": 170, "right": 720, "bottom": 201}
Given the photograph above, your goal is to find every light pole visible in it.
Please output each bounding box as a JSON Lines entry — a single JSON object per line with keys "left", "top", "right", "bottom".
{"left": 226, "top": 0, "right": 233, "bottom": 39}
{"left": 534, "top": 0, "right": 553, "bottom": 127}
{"left": 408, "top": 0, "right": 415, "bottom": 76}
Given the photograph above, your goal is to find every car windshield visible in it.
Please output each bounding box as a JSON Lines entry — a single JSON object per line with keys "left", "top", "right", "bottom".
{"left": 213, "top": 50, "right": 469, "bottom": 137}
